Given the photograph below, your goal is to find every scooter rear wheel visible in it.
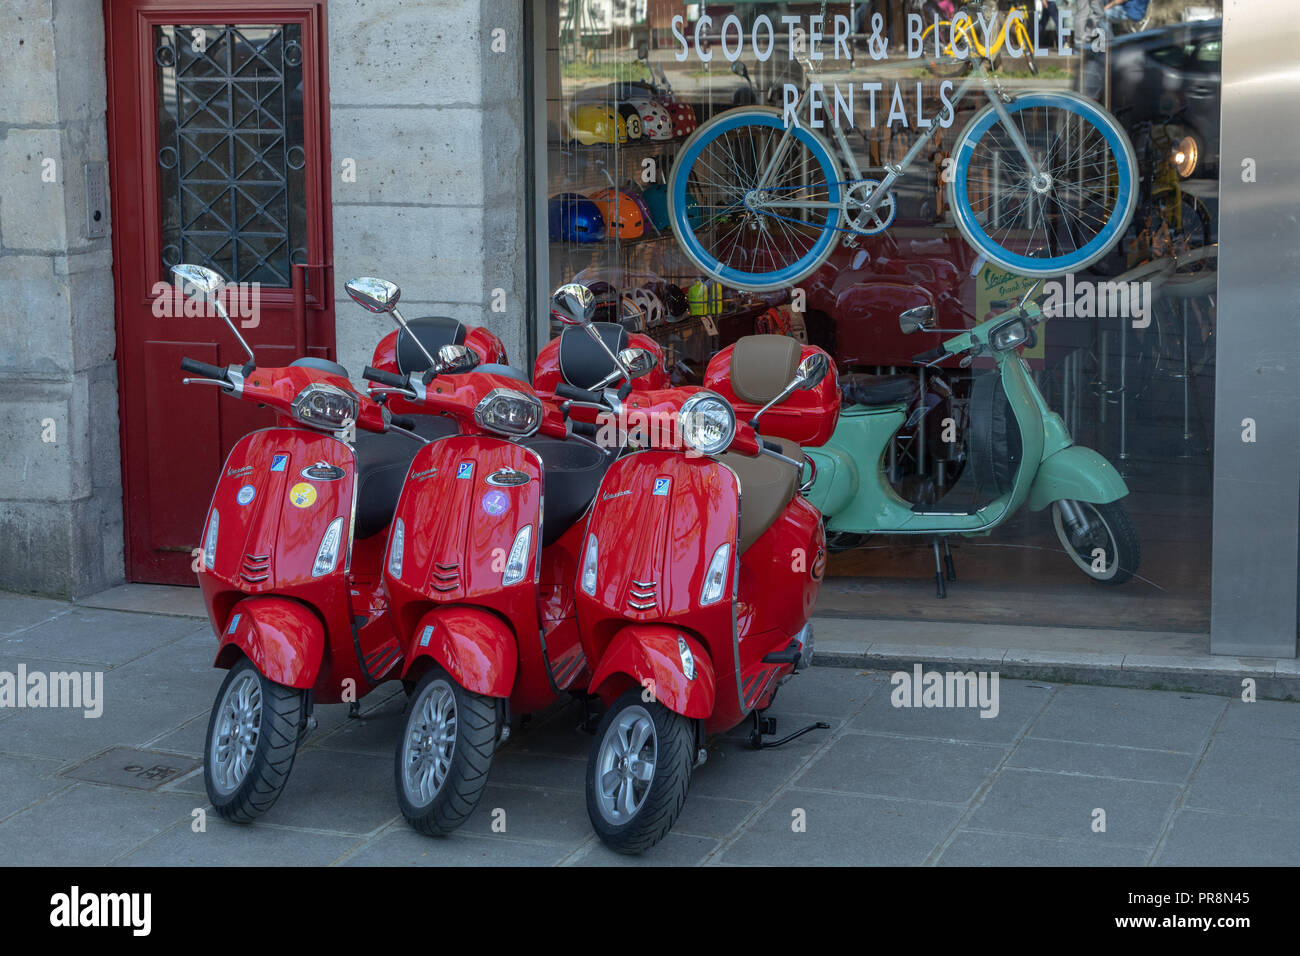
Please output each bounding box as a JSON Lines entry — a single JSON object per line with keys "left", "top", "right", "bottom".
{"left": 204, "top": 657, "right": 306, "bottom": 823}
{"left": 395, "top": 667, "right": 498, "bottom": 836}
{"left": 586, "top": 689, "right": 694, "bottom": 855}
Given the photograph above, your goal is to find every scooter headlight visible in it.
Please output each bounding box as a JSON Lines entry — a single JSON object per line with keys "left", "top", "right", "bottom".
{"left": 502, "top": 525, "right": 532, "bottom": 585}
{"left": 700, "top": 542, "right": 731, "bottom": 606}
{"left": 312, "top": 517, "right": 345, "bottom": 577}
{"left": 581, "top": 533, "right": 598, "bottom": 596}
{"left": 203, "top": 509, "right": 219, "bottom": 570}
{"left": 679, "top": 392, "right": 735, "bottom": 456}
{"left": 989, "top": 317, "right": 1029, "bottom": 352}
{"left": 387, "top": 517, "right": 404, "bottom": 579}
{"left": 291, "top": 383, "right": 359, "bottom": 432}
{"left": 474, "top": 388, "right": 543, "bottom": 437}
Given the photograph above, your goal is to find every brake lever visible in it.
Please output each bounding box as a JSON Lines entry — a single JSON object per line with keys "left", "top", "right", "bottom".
{"left": 182, "top": 378, "right": 232, "bottom": 390}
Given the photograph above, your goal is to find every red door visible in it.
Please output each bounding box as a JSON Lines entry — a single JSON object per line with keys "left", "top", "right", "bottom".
{"left": 106, "top": 1, "right": 334, "bottom": 584}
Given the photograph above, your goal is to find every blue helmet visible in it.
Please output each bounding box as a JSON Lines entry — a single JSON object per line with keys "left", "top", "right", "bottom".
{"left": 548, "top": 193, "right": 606, "bottom": 243}
{"left": 642, "top": 184, "right": 703, "bottom": 232}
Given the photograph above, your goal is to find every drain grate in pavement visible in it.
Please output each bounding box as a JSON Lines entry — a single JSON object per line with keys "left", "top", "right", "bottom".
{"left": 60, "top": 747, "right": 200, "bottom": 791}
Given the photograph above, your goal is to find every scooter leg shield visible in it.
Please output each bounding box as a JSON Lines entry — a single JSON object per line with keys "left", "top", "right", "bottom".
{"left": 1026, "top": 445, "right": 1130, "bottom": 512}
{"left": 589, "top": 626, "right": 715, "bottom": 720}
{"left": 215, "top": 597, "right": 325, "bottom": 689}
{"left": 403, "top": 607, "right": 517, "bottom": 698}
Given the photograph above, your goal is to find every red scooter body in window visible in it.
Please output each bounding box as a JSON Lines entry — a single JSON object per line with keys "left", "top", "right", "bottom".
{"left": 532, "top": 321, "right": 669, "bottom": 400}
{"left": 549, "top": 283, "right": 839, "bottom": 854}
{"left": 703, "top": 336, "right": 840, "bottom": 447}
{"left": 172, "top": 265, "right": 420, "bottom": 825}
{"left": 346, "top": 276, "right": 613, "bottom": 836}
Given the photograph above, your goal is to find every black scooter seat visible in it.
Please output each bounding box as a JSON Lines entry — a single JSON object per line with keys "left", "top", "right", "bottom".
{"left": 519, "top": 436, "right": 612, "bottom": 546}
{"left": 352, "top": 417, "right": 458, "bottom": 539}
{"left": 840, "top": 373, "right": 915, "bottom": 407}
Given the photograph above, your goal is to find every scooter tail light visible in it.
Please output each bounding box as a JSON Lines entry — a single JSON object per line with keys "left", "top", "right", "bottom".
{"left": 203, "top": 509, "right": 219, "bottom": 569}
{"left": 387, "top": 517, "right": 404, "bottom": 580}
{"left": 700, "top": 542, "right": 731, "bottom": 606}
{"left": 580, "top": 534, "right": 598, "bottom": 596}
{"left": 312, "top": 517, "right": 345, "bottom": 577}
{"left": 502, "top": 525, "right": 532, "bottom": 585}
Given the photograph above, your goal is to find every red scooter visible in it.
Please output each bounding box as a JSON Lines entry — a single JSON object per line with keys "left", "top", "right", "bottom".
{"left": 345, "top": 277, "right": 620, "bottom": 835}
{"left": 550, "top": 284, "right": 838, "bottom": 853}
{"left": 173, "top": 265, "right": 424, "bottom": 822}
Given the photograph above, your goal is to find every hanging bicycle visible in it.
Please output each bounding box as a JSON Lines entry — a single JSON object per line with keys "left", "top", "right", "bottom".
{"left": 668, "top": 53, "right": 1138, "bottom": 292}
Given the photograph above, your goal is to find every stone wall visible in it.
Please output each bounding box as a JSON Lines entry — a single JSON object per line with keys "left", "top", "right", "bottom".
{"left": 328, "top": 0, "right": 530, "bottom": 375}
{"left": 0, "top": 0, "right": 123, "bottom": 598}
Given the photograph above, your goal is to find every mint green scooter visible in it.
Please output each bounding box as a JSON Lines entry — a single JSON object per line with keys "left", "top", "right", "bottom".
{"left": 803, "top": 292, "right": 1139, "bottom": 596}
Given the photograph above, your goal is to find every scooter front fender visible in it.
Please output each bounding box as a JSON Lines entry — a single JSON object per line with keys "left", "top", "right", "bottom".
{"left": 1027, "top": 444, "right": 1129, "bottom": 512}
{"left": 215, "top": 597, "right": 324, "bottom": 689}
{"left": 403, "top": 606, "right": 517, "bottom": 698}
{"left": 589, "top": 626, "right": 714, "bottom": 719}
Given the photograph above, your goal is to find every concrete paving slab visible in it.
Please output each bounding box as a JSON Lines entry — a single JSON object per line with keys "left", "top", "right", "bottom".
{"left": 0, "top": 594, "right": 70, "bottom": 636}
{"left": 1181, "top": 736, "right": 1300, "bottom": 820}
{"left": 570, "top": 831, "right": 718, "bottom": 866}
{"left": 966, "top": 768, "right": 1180, "bottom": 846}
{"left": 247, "top": 748, "right": 400, "bottom": 836}
{"left": 340, "top": 826, "right": 572, "bottom": 867}
{"left": 1028, "top": 685, "right": 1226, "bottom": 752}
{"left": 718, "top": 789, "right": 965, "bottom": 866}
{"left": 1153, "top": 808, "right": 1300, "bottom": 866}
{"left": 0, "top": 607, "right": 206, "bottom": 668}
{"left": 456, "top": 782, "right": 590, "bottom": 847}
{"left": 0, "top": 752, "right": 73, "bottom": 822}
{"left": 851, "top": 675, "right": 1048, "bottom": 744}
{"left": 77, "top": 584, "right": 207, "bottom": 620}
{"left": 672, "top": 794, "right": 758, "bottom": 840}
{"left": 936, "top": 829, "right": 1151, "bottom": 866}
{"left": 117, "top": 818, "right": 362, "bottom": 867}
{"left": 1214, "top": 699, "right": 1300, "bottom": 740}
{"left": 797, "top": 733, "right": 1005, "bottom": 804}
{"left": 1006, "top": 737, "right": 1197, "bottom": 785}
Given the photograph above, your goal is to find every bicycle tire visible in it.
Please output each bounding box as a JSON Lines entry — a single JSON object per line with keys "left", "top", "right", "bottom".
{"left": 949, "top": 90, "right": 1138, "bottom": 277}
{"left": 669, "top": 106, "right": 844, "bottom": 292}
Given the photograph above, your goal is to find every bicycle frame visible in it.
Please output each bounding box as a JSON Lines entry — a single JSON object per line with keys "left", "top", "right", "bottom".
{"left": 940, "top": 6, "right": 1035, "bottom": 61}
{"left": 758, "top": 60, "right": 1042, "bottom": 222}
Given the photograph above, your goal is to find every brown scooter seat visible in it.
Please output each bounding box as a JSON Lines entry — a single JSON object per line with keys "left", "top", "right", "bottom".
{"left": 719, "top": 436, "right": 801, "bottom": 553}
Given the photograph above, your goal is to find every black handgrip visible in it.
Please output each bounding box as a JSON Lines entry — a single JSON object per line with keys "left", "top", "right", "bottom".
{"left": 912, "top": 346, "right": 947, "bottom": 365}
{"left": 617, "top": 380, "right": 634, "bottom": 401}
{"left": 762, "top": 439, "right": 782, "bottom": 453}
{"left": 180, "top": 357, "right": 227, "bottom": 381}
{"left": 363, "top": 366, "right": 408, "bottom": 389}
{"left": 389, "top": 415, "right": 417, "bottom": 431}
{"left": 555, "top": 383, "right": 605, "bottom": 405}
{"left": 571, "top": 421, "right": 598, "bottom": 437}
{"left": 989, "top": 299, "right": 1015, "bottom": 311}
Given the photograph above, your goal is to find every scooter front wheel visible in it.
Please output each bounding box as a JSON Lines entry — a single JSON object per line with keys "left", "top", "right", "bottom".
{"left": 204, "top": 656, "right": 306, "bottom": 822}
{"left": 586, "top": 689, "right": 694, "bottom": 855}
{"left": 1052, "top": 499, "right": 1141, "bottom": 586}
{"left": 395, "top": 667, "right": 498, "bottom": 836}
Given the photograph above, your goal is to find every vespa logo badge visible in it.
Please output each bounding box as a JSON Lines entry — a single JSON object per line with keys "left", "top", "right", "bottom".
{"left": 456, "top": 462, "right": 474, "bottom": 480}
{"left": 227, "top": 465, "right": 253, "bottom": 479}
{"left": 653, "top": 478, "right": 671, "bottom": 496}
{"left": 602, "top": 490, "right": 631, "bottom": 501}
{"left": 410, "top": 466, "right": 439, "bottom": 482}
{"left": 486, "top": 469, "right": 530, "bottom": 487}
{"left": 270, "top": 454, "right": 288, "bottom": 472}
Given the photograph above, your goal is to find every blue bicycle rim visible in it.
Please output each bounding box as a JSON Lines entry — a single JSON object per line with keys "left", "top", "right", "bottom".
{"left": 952, "top": 93, "right": 1134, "bottom": 275}
{"left": 672, "top": 111, "right": 842, "bottom": 288}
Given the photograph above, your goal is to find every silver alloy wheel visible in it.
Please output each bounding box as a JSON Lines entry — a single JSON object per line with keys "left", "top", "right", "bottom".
{"left": 594, "top": 704, "right": 657, "bottom": 825}
{"left": 402, "top": 677, "right": 458, "bottom": 808}
{"left": 1052, "top": 500, "right": 1120, "bottom": 581}
{"left": 210, "top": 670, "right": 262, "bottom": 795}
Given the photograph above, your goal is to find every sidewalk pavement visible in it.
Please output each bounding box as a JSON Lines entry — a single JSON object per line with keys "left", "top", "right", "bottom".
{"left": 1, "top": 590, "right": 1298, "bottom": 866}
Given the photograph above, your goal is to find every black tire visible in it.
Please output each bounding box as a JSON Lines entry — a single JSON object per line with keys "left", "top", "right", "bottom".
{"left": 586, "top": 688, "right": 694, "bottom": 854}
{"left": 204, "top": 657, "right": 305, "bottom": 823}
{"left": 394, "top": 667, "right": 498, "bottom": 836}
{"left": 1052, "top": 499, "right": 1141, "bottom": 585}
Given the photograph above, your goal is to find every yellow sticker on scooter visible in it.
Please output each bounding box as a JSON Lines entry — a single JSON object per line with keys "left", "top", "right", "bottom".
{"left": 289, "top": 482, "right": 317, "bottom": 508}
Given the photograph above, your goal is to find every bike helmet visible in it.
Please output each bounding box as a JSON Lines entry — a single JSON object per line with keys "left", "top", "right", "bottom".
{"left": 624, "top": 287, "right": 665, "bottom": 329}
{"left": 641, "top": 183, "right": 670, "bottom": 230}
{"left": 620, "top": 183, "right": 658, "bottom": 234}
{"left": 682, "top": 191, "right": 704, "bottom": 229}
{"left": 637, "top": 100, "right": 675, "bottom": 141}
{"left": 590, "top": 188, "right": 645, "bottom": 239}
{"left": 616, "top": 103, "right": 643, "bottom": 141}
{"left": 658, "top": 282, "right": 688, "bottom": 321}
{"left": 567, "top": 104, "right": 627, "bottom": 146}
{"left": 668, "top": 101, "right": 697, "bottom": 137}
{"left": 548, "top": 193, "right": 606, "bottom": 243}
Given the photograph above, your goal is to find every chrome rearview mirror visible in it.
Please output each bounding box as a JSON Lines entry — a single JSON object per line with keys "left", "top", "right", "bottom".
{"left": 171, "top": 263, "right": 255, "bottom": 365}
{"left": 346, "top": 275, "right": 439, "bottom": 370}
{"left": 345, "top": 276, "right": 401, "bottom": 314}
{"left": 618, "top": 347, "right": 657, "bottom": 378}
{"left": 899, "top": 305, "right": 936, "bottom": 334}
{"left": 436, "top": 344, "right": 479, "bottom": 374}
{"left": 550, "top": 283, "right": 597, "bottom": 326}
{"left": 795, "top": 352, "right": 829, "bottom": 390}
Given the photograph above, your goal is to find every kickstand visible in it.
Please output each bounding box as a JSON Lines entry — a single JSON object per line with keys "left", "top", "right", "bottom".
{"left": 931, "top": 537, "right": 948, "bottom": 598}
{"left": 347, "top": 701, "right": 361, "bottom": 719}
{"left": 943, "top": 536, "right": 956, "bottom": 582}
{"left": 748, "top": 711, "right": 830, "bottom": 750}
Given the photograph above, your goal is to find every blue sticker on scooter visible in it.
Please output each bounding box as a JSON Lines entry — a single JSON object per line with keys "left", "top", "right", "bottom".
{"left": 482, "top": 490, "right": 508, "bottom": 516}
{"left": 227, "top": 614, "right": 241, "bottom": 635}
{"left": 419, "top": 625, "right": 434, "bottom": 647}
{"left": 457, "top": 462, "right": 474, "bottom": 480}
{"left": 653, "top": 478, "right": 671, "bottom": 496}
{"left": 270, "top": 454, "right": 288, "bottom": 472}
{"left": 236, "top": 484, "right": 256, "bottom": 506}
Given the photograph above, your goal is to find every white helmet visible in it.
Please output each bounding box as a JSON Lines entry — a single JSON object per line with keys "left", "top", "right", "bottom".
{"left": 625, "top": 287, "right": 664, "bottom": 329}
{"left": 637, "top": 100, "right": 675, "bottom": 141}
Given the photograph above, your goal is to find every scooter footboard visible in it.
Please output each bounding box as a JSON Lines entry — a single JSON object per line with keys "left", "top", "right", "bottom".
{"left": 589, "top": 626, "right": 715, "bottom": 719}
{"left": 215, "top": 597, "right": 325, "bottom": 689}
{"left": 1027, "top": 445, "right": 1129, "bottom": 512}
{"left": 402, "top": 606, "right": 517, "bottom": 698}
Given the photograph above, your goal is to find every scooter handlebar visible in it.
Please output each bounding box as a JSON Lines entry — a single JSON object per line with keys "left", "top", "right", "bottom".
{"left": 388, "top": 414, "right": 418, "bottom": 431}
{"left": 911, "top": 345, "right": 947, "bottom": 365}
{"left": 554, "top": 382, "right": 606, "bottom": 405}
{"left": 180, "top": 357, "right": 229, "bottom": 382}
{"left": 363, "top": 366, "right": 409, "bottom": 389}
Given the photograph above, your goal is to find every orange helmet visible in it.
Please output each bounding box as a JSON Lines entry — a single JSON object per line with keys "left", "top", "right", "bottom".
{"left": 590, "top": 188, "right": 645, "bottom": 239}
